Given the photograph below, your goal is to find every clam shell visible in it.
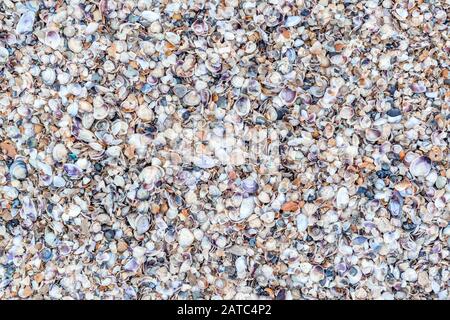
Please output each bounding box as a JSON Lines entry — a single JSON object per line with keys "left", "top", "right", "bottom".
{"left": 10, "top": 159, "right": 28, "bottom": 180}
{"left": 234, "top": 96, "right": 251, "bottom": 116}
{"left": 336, "top": 187, "right": 349, "bottom": 209}
{"left": 409, "top": 156, "right": 432, "bottom": 177}
{"left": 239, "top": 196, "right": 255, "bottom": 220}
{"left": 279, "top": 88, "right": 297, "bottom": 105}
{"left": 192, "top": 20, "right": 209, "bottom": 36}
{"left": 139, "top": 166, "right": 163, "bottom": 185}
{"left": 63, "top": 164, "right": 83, "bottom": 179}
{"left": 16, "top": 11, "right": 35, "bottom": 34}
{"left": 183, "top": 91, "right": 201, "bottom": 106}
{"left": 388, "top": 190, "right": 404, "bottom": 218}
{"left": 242, "top": 178, "right": 258, "bottom": 194}
{"left": 44, "top": 30, "right": 62, "bottom": 50}
{"left": 178, "top": 228, "right": 195, "bottom": 247}
{"left": 135, "top": 215, "right": 150, "bottom": 235}
{"left": 93, "top": 105, "right": 109, "bottom": 120}
{"left": 284, "top": 16, "right": 302, "bottom": 27}
{"left": 365, "top": 128, "right": 382, "bottom": 142}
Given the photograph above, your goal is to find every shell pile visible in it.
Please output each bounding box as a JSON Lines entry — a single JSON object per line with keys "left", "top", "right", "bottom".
{"left": 0, "top": 0, "right": 449, "bottom": 300}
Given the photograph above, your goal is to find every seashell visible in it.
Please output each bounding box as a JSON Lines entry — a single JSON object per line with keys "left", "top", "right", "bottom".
{"left": 67, "top": 204, "right": 81, "bottom": 218}
{"left": 2, "top": 186, "right": 19, "bottom": 200}
{"left": 68, "top": 38, "right": 83, "bottom": 53}
{"left": 239, "top": 196, "right": 255, "bottom": 220}
{"left": 139, "top": 166, "right": 163, "bottom": 185}
{"left": 10, "top": 159, "right": 28, "bottom": 180}
{"left": 310, "top": 265, "right": 325, "bottom": 283}
{"left": 192, "top": 20, "right": 209, "bottom": 36}
{"left": 378, "top": 54, "right": 391, "bottom": 70}
{"left": 136, "top": 105, "right": 154, "bottom": 122}
{"left": 63, "top": 164, "right": 83, "bottom": 179}
{"left": 106, "top": 146, "right": 121, "bottom": 158}
{"left": 233, "top": 96, "right": 251, "bottom": 117}
{"left": 52, "top": 176, "right": 66, "bottom": 188}
{"left": 0, "top": 47, "right": 9, "bottom": 64}
{"left": 93, "top": 105, "right": 109, "bottom": 120}
{"left": 402, "top": 268, "right": 418, "bottom": 282}
{"left": 242, "top": 178, "right": 258, "bottom": 194}
{"left": 284, "top": 16, "right": 302, "bottom": 27}
{"left": 296, "top": 214, "right": 308, "bottom": 232}
{"left": 347, "top": 266, "right": 362, "bottom": 285}
{"left": 135, "top": 215, "right": 150, "bottom": 235}
{"left": 141, "top": 11, "right": 161, "bottom": 22}
{"left": 178, "top": 228, "right": 195, "bottom": 248}
{"left": 205, "top": 54, "right": 222, "bottom": 74}
{"left": 41, "top": 69, "right": 56, "bottom": 85}
{"left": 124, "top": 258, "right": 140, "bottom": 273}
{"left": 365, "top": 128, "right": 382, "bottom": 142}
{"left": 387, "top": 108, "right": 402, "bottom": 123}
{"left": 183, "top": 91, "right": 201, "bottom": 106}
{"left": 235, "top": 257, "right": 247, "bottom": 278}
{"left": 409, "top": 156, "right": 432, "bottom": 177}
{"left": 410, "top": 83, "right": 426, "bottom": 93}
{"left": 111, "top": 120, "right": 128, "bottom": 136}
{"left": 336, "top": 187, "right": 349, "bottom": 209}
{"left": 194, "top": 155, "right": 216, "bottom": 169}
{"left": 279, "top": 88, "right": 297, "bottom": 105}
{"left": 339, "top": 106, "right": 354, "bottom": 120}
{"left": 77, "top": 129, "right": 96, "bottom": 143}
{"left": 16, "top": 11, "right": 35, "bottom": 34}
{"left": 21, "top": 196, "right": 38, "bottom": 221}
{"left": 85, "top": 22, "right": 99, "bottom": 35}
{"left": 388, "top": 190, "right": 404, "bottom": 218}
{"left": 165, "top": 32, "right": 180, "bottom": 45}
{"left": 44, "top": 30, "right": 62, "bottom": 50}
{"left": 173, "top": 84, "right": 188, "bottom": 98}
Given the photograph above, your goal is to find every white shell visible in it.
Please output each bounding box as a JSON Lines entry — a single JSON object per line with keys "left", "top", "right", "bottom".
{"left": 239, "top": 196, "right": 255, "bottom": 220}
{"left": 42, "top": 69, "right": 56, "bottom": 85}
{"left": 285, "top": 16, "right": 301, "bottom": 27}
{"left": 68, "top": 38, "right": 83, "bottom": 53}
{"left": 135, "top": 215, "right": 150, "bottom": 235}
{"left": 178, "top": 228, "right": 195, "bottom": 247}
{"left": 409, "top": 156, "right": 432, "bottom": 177}
{"left": 52, "top": 144, "right": 68, "bottom": 162}
{"left": 296, "top": 214, "right": 308, "bottom": 232}
{"left": 16, "top": 11, "right": 35, "bottom": 34}
{"left": 336, "top": 187, "right": 349, "bottom": 209}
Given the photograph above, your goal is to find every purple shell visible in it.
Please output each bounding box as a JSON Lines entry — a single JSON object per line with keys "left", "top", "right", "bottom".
{"left": 242, "top": 178, "right": 258, "bottom": 194}
{"left": 63, "top": 164, "right": 83, "bottom": 179}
